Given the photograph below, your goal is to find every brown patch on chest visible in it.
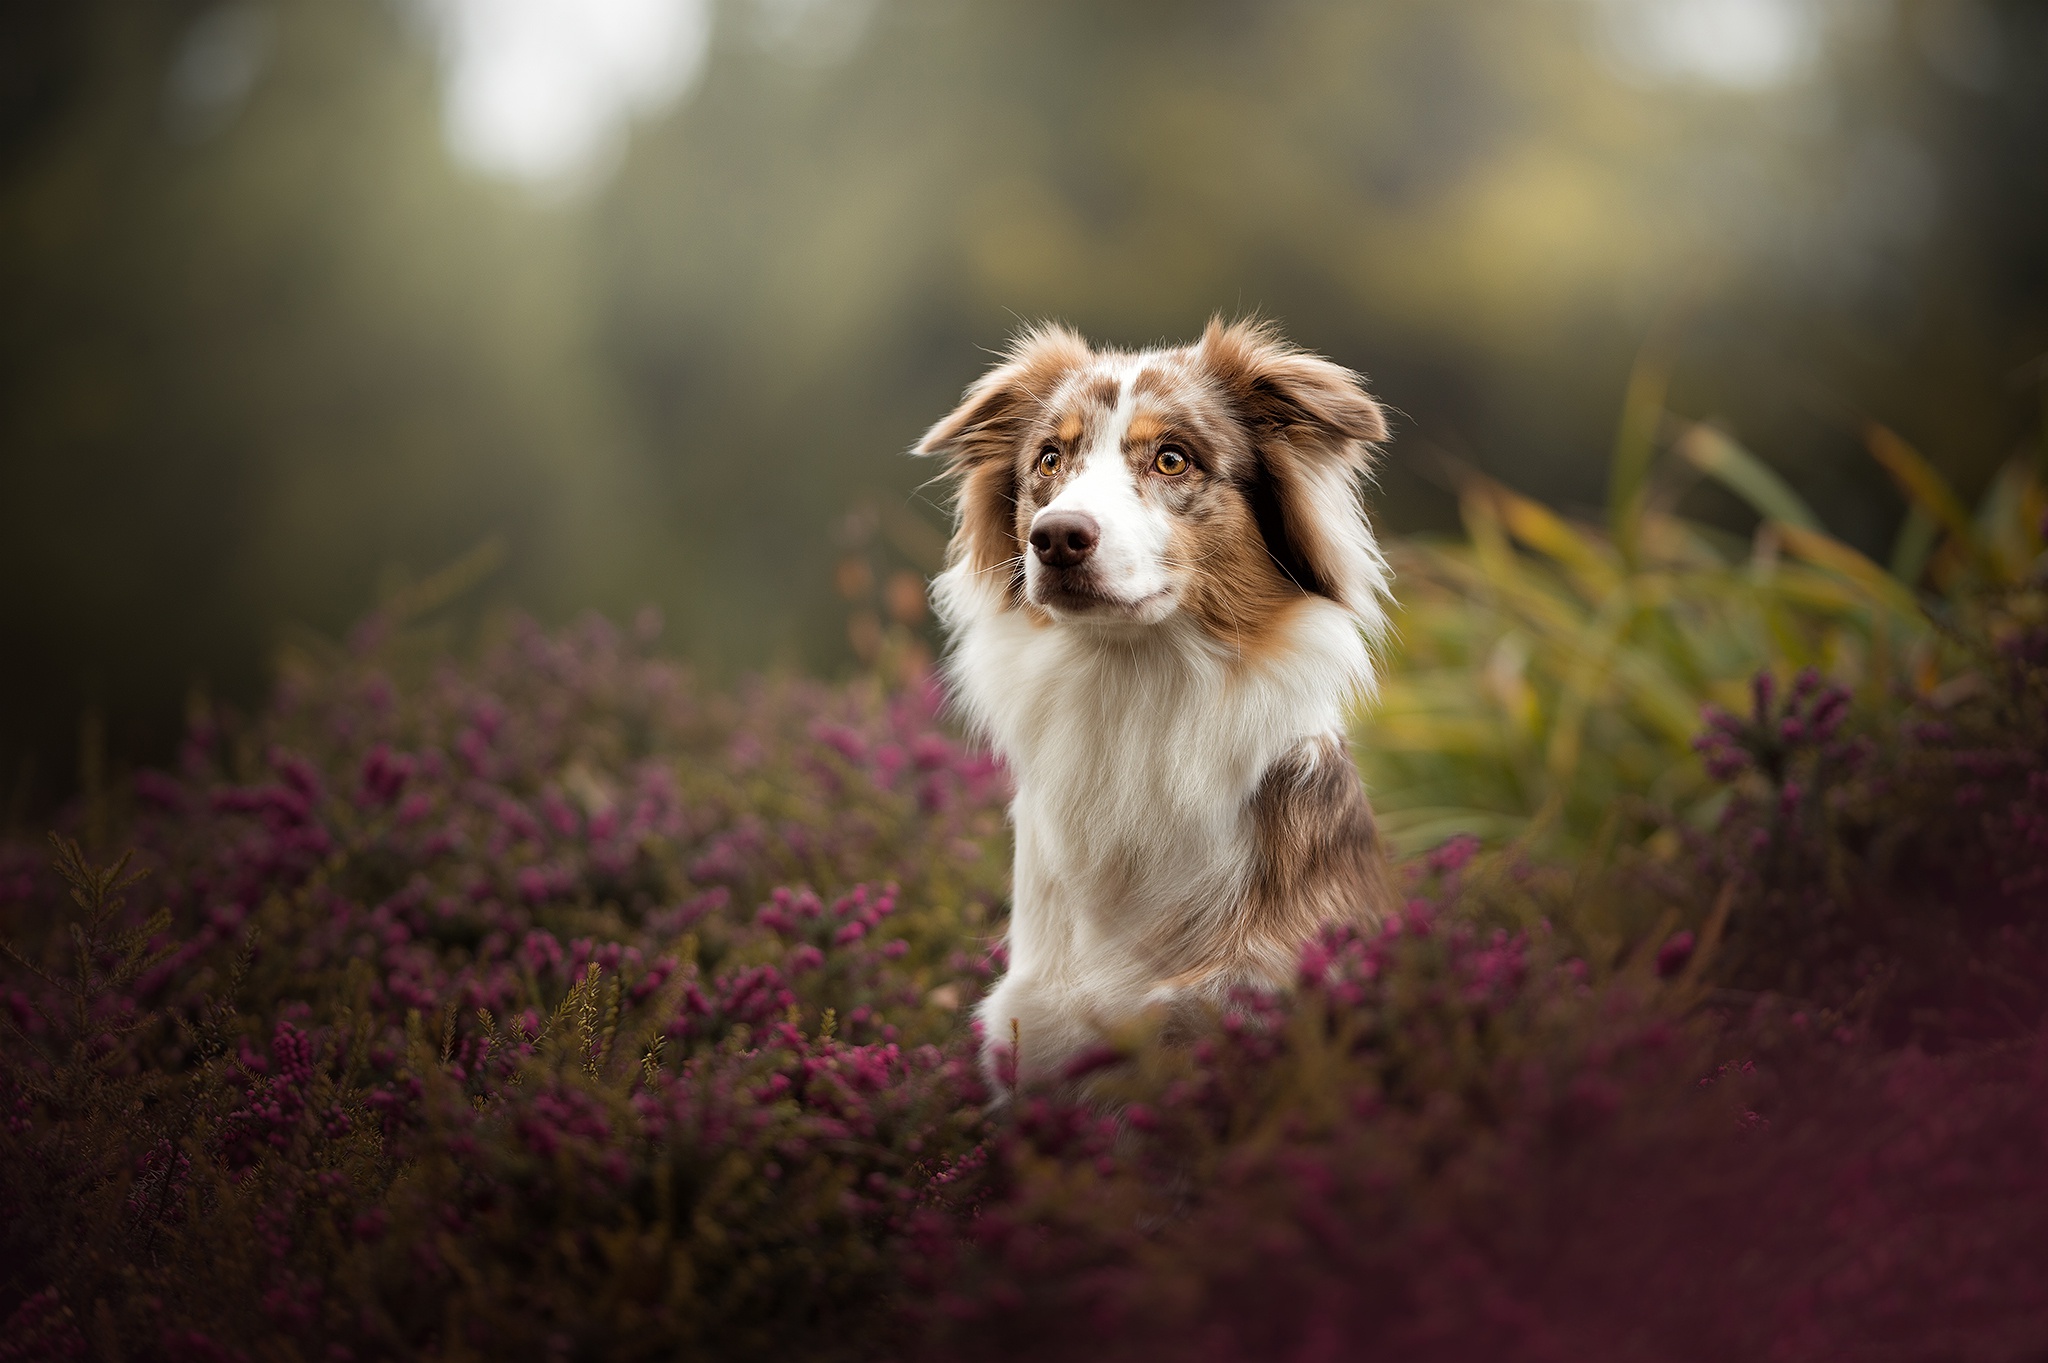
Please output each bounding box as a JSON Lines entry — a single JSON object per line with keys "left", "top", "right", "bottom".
{"left": 1157, "top": 734, "right": 1393, "bottom": 993}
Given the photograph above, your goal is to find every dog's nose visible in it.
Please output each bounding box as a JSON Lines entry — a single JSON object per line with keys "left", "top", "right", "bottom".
{"left": 1030, "top": 511, "right": 1100, "bottom": 568}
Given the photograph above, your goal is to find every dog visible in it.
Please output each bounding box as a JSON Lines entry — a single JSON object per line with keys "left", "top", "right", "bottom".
{"left": 916, "top": 318, "right": 1399, "bottom": 1090}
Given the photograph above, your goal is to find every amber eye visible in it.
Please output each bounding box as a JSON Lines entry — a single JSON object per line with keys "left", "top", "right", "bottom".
{"left": 1154, "top": 446, "right": 1189, "bottom": 476}
{"left": 1037, "top": 445, "right": 1061, "bottom": 476}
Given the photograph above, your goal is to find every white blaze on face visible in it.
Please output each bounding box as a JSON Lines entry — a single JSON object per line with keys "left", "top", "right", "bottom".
{"left": 1025, "top": 370, "right": 1180, "bottom": 616}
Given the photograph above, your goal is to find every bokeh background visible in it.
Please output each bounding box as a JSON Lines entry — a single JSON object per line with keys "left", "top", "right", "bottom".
{"left": 4, "top": 0, "right": 2044, "bottom": 815}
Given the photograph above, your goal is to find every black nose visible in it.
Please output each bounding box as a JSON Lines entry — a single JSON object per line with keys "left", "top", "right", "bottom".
{"left": 1030, "top": 511, "right": 1100, "bottom": 568}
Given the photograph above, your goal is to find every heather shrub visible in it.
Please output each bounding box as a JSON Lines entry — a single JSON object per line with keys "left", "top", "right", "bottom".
{"left": 1, "top": 609, "right": 1008, "bottom": 1360}
{"left": 2, "top": 498, "right": 2044, "bottom": 1359}
{"left": 1671, "top": 591, "right": 2048, "bottom": 1040}
{"left": 922, "top": 972, "right": 2048, "bottom": 1362}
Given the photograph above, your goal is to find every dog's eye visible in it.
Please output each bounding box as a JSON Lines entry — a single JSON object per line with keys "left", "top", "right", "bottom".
{"left": 1037, "top": 446, "right": 1061, "bottom": 476}
{"left": 1153, "top": 446, "right": 1189, "bottom": 476}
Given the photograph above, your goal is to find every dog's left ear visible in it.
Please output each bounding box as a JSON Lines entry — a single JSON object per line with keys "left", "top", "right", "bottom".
{"left": 1198, "top": 317, "right": 1391, "bottom": 628}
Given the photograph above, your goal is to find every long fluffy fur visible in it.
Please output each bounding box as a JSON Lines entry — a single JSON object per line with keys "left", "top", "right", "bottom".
{"left": 918, "top": 318, "right": 1397, "bottom": 1087}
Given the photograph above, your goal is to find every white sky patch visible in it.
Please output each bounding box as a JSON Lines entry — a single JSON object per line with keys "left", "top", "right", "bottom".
{"left": 1599, "top": 0, "right": 1822, "bottom": 88}
{"left": 419, "top": 0, "right": 711, "bottom": 191}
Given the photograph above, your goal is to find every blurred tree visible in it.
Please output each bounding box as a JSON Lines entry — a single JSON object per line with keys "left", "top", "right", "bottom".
{"left": 0, "top": 0, "right": 666, "bottom": 812}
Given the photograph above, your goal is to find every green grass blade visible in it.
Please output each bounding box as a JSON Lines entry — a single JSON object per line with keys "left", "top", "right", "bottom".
{"left": 1975, "top": 457, "right": 2043, "bottom": 586}
{"left": 1676, "top": 424, "right": 1823, "bottom": 533}
{"left": 1888, "top": 505, "right": 1939, "bottom": 587}
{"left": 1865, "top": 423, "right": 1979, "bottom": 552}
{"left": 1774, "top": 522, "right": 1927, "bottom": 623}
{"left": 1608, "top": 328, "right": 1682, "bottom": 564}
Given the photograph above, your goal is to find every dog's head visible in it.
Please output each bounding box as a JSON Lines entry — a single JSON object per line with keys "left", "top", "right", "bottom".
{"left": 917, "top": 318, "right": 1390, "bottom": 649}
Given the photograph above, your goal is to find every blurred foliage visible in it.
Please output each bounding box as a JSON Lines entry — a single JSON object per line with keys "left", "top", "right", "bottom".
{"left": 3, "top": 0, "right": 2045, "bottom": 811}
{"left": 1358, "top": 351, "right": 2046, "bottom": 852}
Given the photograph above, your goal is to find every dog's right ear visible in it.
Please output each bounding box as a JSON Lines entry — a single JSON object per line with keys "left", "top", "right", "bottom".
{"left": 914, "top": 323, "right": 1092, "bottom": 467}
{"left": 916, "top": 325, "right": 1091, "bottom": 595}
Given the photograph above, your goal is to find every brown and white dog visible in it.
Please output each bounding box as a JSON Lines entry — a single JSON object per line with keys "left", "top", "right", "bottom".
{"left": 916, "top": 318, "right": 1398, "bottom": 1088}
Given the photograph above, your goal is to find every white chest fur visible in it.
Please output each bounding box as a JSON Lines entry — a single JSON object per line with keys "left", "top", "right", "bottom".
{"left": 937, "top": 569, "right": 1374, "bottom": 1083}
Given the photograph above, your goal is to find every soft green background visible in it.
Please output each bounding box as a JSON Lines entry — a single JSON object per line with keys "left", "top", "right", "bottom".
{"left": 3, "top": 0, "right": 2043, "bottom": 811}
